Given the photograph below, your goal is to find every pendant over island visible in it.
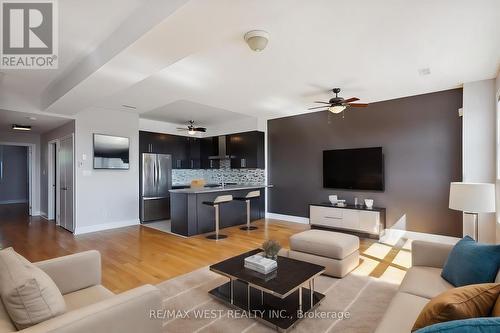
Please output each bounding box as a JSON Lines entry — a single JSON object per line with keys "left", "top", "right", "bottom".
{"left": 169, "top": 185, "right": 272, "bottom": 237}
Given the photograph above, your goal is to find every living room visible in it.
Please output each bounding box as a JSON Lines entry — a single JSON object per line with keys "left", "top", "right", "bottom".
{"left": 0, "top": 0, "right": 499, "bottom": 332}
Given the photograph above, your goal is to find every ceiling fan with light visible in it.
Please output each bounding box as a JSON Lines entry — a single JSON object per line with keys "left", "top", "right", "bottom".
{"left": 308, "top": 88, "right": 368, "bottom": 114}
{"left": 176, "top": 120, "right": 207, "bottom": 135}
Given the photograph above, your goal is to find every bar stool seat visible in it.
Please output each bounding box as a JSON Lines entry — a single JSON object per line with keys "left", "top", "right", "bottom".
{"left": 203, "top": 195, "right": 233, "bottom": 240}
{"left": 234, "top": 190, "right": 261, "bottom": 231}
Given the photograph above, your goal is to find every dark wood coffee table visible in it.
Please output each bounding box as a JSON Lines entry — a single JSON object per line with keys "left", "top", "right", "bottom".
{"left": 209, "top": 249, "right": 326, "bottom": 332}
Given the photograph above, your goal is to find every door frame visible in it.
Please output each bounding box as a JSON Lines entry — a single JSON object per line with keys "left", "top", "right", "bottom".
{"left": 47, "top": 140, "right": 59, "bottom": 221}
{"left": 57, "top": 134, "right": 75, "bottom": 232}
{"left": 0, "top": 141, "right": 36, "bottom": 215}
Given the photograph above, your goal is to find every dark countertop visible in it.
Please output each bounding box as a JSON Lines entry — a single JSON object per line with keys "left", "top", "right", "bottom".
{"left": 310, "top": 202, "right": 386, "bottom": 212}
{"left": 169, "top": 184, "right": 273, "bottom": 194}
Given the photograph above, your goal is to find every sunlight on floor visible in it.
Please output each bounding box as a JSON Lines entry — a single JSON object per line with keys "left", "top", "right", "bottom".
{"left": 362, "top": 242, "right": 393, "bottom": 260}
{"left": 402, "top": 239, "right": 413, "bottom": 251}
{"left": 392, "top": 250, "right": 412, "bottom": 268}
{"left": 379, "top": 266, "right": 407, "bottom": 284}
{"left": 351, "top": 255, "right": 380, "bottom": 276}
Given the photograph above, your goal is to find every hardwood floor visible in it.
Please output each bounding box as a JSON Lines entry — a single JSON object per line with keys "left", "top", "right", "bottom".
{"left": 0, "top": 203, "right": 407, "bottom": 293}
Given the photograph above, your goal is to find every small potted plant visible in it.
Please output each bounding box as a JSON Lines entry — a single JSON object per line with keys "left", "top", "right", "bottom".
{"left": 262, "top": 240, "right": 281, "bottom": 260}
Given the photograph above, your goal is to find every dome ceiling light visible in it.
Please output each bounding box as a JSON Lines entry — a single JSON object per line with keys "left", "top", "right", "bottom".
{"left": 244, "top": 30, "right": 269, "bottom": 52}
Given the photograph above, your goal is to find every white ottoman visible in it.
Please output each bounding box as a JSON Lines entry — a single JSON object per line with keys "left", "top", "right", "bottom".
{"left": 288, "top": 229, "right": 360, "bottom": 278}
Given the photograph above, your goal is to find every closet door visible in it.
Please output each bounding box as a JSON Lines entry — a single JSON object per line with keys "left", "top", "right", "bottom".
{"left": 59, "top": 136, "right": 74, "bottom": 232}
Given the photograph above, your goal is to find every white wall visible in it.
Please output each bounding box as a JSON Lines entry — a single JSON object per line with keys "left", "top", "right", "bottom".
{"left": 74, "top": 107, "right": 139, "bottom": 234}
{"left": 139, "top": 117, "right": 266, "bottom": 137}
{"left": 139, "top": 118, "right": 200, "bottom": 137}
{"left": 462, "top": 78, "right": 496, "bottom": 243}
{"left": 0, "top": 131, "right": 41, "bottom": 214}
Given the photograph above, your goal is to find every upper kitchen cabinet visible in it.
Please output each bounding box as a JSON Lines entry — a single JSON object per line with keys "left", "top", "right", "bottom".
{"left": 187, "top": 137, "right": 201, "bottom": 169}
{"left": 200, "top": 137, "right": 219, "bottom": 169}
{"left": 139, "top": 131, "right": 175, "bottom": 154}
{"left": 228, "top": 131, "right": 265, "bottom": 169}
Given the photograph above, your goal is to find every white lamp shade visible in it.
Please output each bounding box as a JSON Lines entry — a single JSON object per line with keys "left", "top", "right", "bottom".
{"left": 449, "top": 182, "right": 496, "bottom": 213}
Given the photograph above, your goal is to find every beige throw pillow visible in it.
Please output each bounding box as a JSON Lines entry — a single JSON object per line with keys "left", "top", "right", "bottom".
{"left": 0, "top": 248, "right": 66, "bottom": 329}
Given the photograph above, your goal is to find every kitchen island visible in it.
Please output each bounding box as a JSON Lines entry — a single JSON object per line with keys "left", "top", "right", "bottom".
{"left": 169, "top": 185, "right": 271, "bottom": 237}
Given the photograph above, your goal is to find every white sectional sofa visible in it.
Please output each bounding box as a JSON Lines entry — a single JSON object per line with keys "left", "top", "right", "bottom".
{"left": 0, "top": 251, "right": 162, "bottom": 333}
{"left": 375, "top": 240, "right": 500, "bottom": 333}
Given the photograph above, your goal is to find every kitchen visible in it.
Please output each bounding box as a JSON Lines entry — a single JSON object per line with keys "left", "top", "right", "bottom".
{"left": 139, "top": 129, "right": 269, "bottom": 237}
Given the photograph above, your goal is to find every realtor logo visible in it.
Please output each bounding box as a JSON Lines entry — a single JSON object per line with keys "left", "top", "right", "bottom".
{"left": 1, "top": 0, "right": 58, "bottom": 69}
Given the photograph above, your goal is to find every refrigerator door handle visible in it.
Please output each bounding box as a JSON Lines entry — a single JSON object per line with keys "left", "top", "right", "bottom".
{"left": 153, "top": 156, "right": 158, "bottom": 186}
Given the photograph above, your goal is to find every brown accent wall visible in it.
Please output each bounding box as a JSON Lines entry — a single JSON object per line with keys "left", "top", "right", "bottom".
{"left": 268, "top": 88, "right": 463, "bottom": 237}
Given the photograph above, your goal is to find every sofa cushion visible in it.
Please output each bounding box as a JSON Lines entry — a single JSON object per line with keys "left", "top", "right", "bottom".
{"left": 442, "top": 236, "right": 500, "bottom": 287}
{"left": 289, "top": 230, "right": 359, "bottom": 260}
{"left": 0, "top": 302, "right": 16, "bottom": 333}
{"left": 412, "top": 283, "right": 500, "bottom": 331}
{"left": 400, "top": 266, "right": 454, "bottom": 299}
{"left": 0, "top": 248, "right": 66, "bottom": 330}
{"left": 374, "top": 292, "right": 429, "bottom": 333}
{"left": 63, "top": 285, "right": 114, "bottom": 312}
{"left": 414, "top": 317, "right": 500, "bottom": 333}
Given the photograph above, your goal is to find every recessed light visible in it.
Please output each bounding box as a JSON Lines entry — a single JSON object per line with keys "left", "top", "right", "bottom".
{"left": 26, "top": 116, "right": 37, "bottom": 121}
{"left": 121, "top": 104, "right": 137, "bottom": 110}
{"left": 12, "top": 124, "right": 31, "bottom": 131}
{"left": 418, "top": 67, "right": 431, "bottom": 76}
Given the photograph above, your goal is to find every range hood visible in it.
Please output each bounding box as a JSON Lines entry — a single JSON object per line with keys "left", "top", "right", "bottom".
{"left": 209, "top": 135, "right": 235, "bottom": 160}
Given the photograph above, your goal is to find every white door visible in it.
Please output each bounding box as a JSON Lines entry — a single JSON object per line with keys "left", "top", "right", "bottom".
{"left": 59, "top": 136, "right": 74, "bottom": 232}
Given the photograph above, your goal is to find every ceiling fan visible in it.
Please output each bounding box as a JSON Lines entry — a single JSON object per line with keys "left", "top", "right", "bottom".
{"left": 176, "top": 120, "right": 207, "bottom": 135}
{"left": 308, "top": 88, "right": 368, "bottom": 114}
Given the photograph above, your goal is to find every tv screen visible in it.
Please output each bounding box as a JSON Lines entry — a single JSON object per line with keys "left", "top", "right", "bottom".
{"left": 323, "top": 147, "right": 384, "bottom": 191}
{"left": 93, "top": 134, "right": 129, "bottom": 169}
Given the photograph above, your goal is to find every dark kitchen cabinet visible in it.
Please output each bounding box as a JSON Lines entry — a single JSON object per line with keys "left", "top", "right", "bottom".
{"left": 187, "top": 137, "right": 201, "bottom": 169}
{"left": 171, "top": 136, "right": 189, "bottom": 169}
{"left": 200, "top": 137, "right": 219, "bottom": 169}
{"left": 228, "top": 131, "right": 264, "bottom": 169}
{"left": 140, "top": 131, "right": 172, "bottom": 154}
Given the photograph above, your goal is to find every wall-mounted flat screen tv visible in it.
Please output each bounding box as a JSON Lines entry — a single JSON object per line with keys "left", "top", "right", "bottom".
{"left": 323, "top": 147, "right": 384, "bottom": 191}
{"left": 93, "top": 134, "right": 129, "bottom": 169}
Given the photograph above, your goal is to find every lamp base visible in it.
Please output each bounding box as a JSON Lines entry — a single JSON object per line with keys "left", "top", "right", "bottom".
{"left": 463, "top": 212, "right": 479, "bottom": 242}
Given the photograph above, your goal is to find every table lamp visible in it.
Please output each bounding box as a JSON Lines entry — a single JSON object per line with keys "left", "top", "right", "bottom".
{"left": 449, "top": 182, "right": 496, "bottom": 241}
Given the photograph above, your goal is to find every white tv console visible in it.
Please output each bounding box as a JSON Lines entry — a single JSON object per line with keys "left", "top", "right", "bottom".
{"left": 309, "top": 203, "right": 386, "bottom": 238}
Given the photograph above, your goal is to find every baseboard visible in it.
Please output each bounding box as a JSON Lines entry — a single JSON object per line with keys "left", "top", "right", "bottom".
{"left": 380, "top": 228, "right": 460, "bottom": 245}
{"left": 74, "top": 219, "right": 140, "bottom": 235}
{"left": 31, "top": 211, "right": 41, "bottom": 216}
{"left": 265, "top": 212, "right": 309, "bottom": 224}
{"left": 0, "top": 199, "right": 28, "bottom": 204}
{"left": 40, "top": 212, "right": 48, "bottom": 219}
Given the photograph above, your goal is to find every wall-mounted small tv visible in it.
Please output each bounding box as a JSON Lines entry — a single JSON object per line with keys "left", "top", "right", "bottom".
{"left": 323, "top": 147, "right": 384, "bottom": 191}
{"left": 93, "top": 134, "right": 129, "bottom": 169}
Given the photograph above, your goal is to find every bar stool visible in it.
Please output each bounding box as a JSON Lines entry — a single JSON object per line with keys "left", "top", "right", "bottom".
{"left": 203, "top": 195, "right": 233, "bottom": 240}
{"left": 234, "top": 190, "right": 261, "bottom": 231}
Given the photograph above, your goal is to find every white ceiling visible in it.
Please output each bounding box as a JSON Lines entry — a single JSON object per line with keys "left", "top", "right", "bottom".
{"left": 0, "top": 0, "right": 144, "bottom": 112}
{"left": 0, "top": 109, "right": 72, "bottom": 134}
{"left": 0, "top": 0, "right": 499, "bottom": 123}
{"left": 141, "top": 100, "right": 252, "bottom": 126}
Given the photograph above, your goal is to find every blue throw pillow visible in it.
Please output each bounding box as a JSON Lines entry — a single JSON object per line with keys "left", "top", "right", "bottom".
{"left": 441, "top": 236, "right": 500, "bottom": 287}
{"left": 415, "top": 317, "right": 500, "bottom": 333}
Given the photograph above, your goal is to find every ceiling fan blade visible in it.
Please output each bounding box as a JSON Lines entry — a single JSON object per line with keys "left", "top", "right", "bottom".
{"left": 348, "top": 103, "right": 369, "bottom": 107}
{"left": 176, "top": 128, "right": 188, "bottom": 131}
{"left": 308, "top": 105, "right": 331, "bottom": 110}
{"left": 342, "top": 97, "right": 360, "bottom": 103}
{"left": 313, "top": 101, "right": 331, "bottom": 104}
{"left": 195, "top": 127, "right": 207, "bottom": 132}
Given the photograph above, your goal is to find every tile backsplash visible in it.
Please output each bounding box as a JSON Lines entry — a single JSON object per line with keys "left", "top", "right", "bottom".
{"left": 172, "top": 162, "right": 265, "bottom": 185}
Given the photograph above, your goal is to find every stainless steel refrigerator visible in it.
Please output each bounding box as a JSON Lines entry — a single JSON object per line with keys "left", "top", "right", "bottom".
{"left": 141, "top": 153, "right": 172, "bottom": 222}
